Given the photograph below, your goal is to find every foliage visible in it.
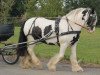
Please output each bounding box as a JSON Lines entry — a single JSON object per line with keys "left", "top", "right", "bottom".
{"left": 64, "top": 0, "right": 100, "bottom": 25}
{"left": 25, "top": 0, "right": 63, "bottom": 18}
{"left": 36, "top": 0, "right": 63, "bottom": 17}
{"left": 10, "top": 0, "right": 27, "bottom": 17}
{"left": 25, "top": 0, "right": 38, "bottom": 18}
{"left": 1, "top": 0, "right": 100, "bottom": 25}
{"left": 0, "top": 0, "right": 15, "bottom": 23}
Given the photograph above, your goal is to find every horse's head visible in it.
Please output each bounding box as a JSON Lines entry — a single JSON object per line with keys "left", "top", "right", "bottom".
{"left": 81, "top": 8, "right": 97, "bottom": 32}
{"left": 66, "top": 8, "right": 97, "bottom": 32}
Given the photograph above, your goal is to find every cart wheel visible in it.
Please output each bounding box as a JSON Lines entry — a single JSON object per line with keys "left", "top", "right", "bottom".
{"left": 1, "top": 45, "right": 19, "bottom": 65}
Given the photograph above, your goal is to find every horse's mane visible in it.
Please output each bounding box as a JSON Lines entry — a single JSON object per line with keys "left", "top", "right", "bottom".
{"left": 62, "top": 8, "right": 86, "bottom": 21}
{"left": 66, "top": 8, "right": 85, "bottom": 17}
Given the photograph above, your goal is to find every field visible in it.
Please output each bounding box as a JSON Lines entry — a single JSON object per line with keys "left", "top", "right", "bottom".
{"left": 7, "top": 27, "right": 100, "bottom": 64}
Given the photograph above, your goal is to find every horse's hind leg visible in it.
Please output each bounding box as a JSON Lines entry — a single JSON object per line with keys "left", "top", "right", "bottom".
{"left": 47, "top": 42, "right": 68, "bottom": 71}
{"left": 70, "top": 42, "right": 83, "bottom": 72}
{"left": 20, "top": 53, "right": 33, "bottom": 69}
{"left": 27, "top": 44, "right": 42, "bottom": 69}
{"left": 27, "top": 36, "right": 42, "bottom": 69}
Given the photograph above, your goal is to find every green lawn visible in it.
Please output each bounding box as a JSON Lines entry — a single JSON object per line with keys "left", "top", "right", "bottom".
{"left": 7, "top": 27, "right": 100, "bottom": 64}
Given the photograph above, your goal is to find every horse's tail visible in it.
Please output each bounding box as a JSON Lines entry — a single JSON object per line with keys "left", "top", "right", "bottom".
{"left": 17, "top": 23, "right": 28, "bottom": 56}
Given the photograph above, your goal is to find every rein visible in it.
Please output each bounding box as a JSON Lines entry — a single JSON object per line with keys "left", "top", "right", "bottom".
{"left": 66, "top": 17, "right": 90, "bottom": 31}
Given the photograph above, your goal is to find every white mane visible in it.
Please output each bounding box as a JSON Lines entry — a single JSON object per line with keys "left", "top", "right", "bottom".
{"left": 66, "top": 8, "right": 84, "bottom": 16}
{"left": 65, "top": 8, "right": 86, "bottom": 21}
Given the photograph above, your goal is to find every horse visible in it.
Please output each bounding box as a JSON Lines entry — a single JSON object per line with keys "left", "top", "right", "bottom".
{"left": 17, "top": 7, "right": 97, "bottom": 72}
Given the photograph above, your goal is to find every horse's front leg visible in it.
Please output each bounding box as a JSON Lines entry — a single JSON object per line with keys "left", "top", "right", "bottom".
{"left": 70, "top": 42, "right": 83, "bottom": 72}
{"left": 47, "top": 42, "right": 68, "bottom": 71}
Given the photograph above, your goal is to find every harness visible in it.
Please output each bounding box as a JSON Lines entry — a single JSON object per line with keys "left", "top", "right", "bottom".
{"left": 26, "top": 17, "right": 38, "bottom": 36}
{"left": 55, "top": 18, "right": 61, "bottom": 46}
{"left": 27, "top": 17, "right": 81, "bottom": 46}
{"left": 55, "top": 17, "right": 81, "bottom": 46}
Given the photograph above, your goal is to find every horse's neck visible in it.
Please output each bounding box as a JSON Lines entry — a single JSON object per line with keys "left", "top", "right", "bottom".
{"left": 62, "top": 16, "right": 82, "bottom": 31}
{"left": 62, "top": 8, "right": 87, "bottom": 31}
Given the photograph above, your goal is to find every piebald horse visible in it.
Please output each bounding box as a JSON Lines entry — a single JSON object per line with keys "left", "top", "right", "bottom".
{"left": 17, "top": 8, "right": 97, "bottom": 72}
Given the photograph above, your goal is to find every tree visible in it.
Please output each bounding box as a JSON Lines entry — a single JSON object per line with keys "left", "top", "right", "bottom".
{"left": 25, "top": 0, "right": 38, "bottom": 18}
{"left": 0, "top": 0, "right": 15, "bottom": 23}
{"left": 10, "top": 0, "right": 27, "bottom": 17}
{"left": 64, "top": 0, "right": 100, "bottom": 25}
{"left": 24, "top": 0, "right": 63, "bottom": 18}
{"left": 37, "top": 0, "right": 63, "bottom": 18}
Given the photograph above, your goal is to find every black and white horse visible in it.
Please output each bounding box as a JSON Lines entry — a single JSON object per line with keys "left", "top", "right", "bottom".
{"left": 17, "top": 8, "right": 97, "bottom": 72}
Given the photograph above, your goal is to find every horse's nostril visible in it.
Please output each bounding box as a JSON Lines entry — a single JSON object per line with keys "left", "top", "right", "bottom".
{"left": 88, "top": 27, "right": 95, "bottom": 33}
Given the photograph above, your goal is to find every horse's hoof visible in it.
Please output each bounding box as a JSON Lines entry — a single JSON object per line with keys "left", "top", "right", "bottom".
{"left": 33, "top": 62, "right": 43, "bottom": 70}
{"left": 48, "top": 66, "right": 56, "bottom": 72}
{"left": 20, "top": 65, "right": 32, "bottom": 69}
{"left": 47, "top": 64, "right": 56, "bottom": 72}
{"left": 20, "top": 62, "right": 33, "bottom": 69}
{"left": 72, "top": 65, "right": 84, "bottom": 72}
{"left": 36, "top": 64, "right": 43, "bottom": 70}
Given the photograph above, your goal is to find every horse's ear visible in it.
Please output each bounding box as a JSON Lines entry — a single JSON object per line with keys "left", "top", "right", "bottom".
{"left": 91, "top": 8, "right": 95, "bottom": 14}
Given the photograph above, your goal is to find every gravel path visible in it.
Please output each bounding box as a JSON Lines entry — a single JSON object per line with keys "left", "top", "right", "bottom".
{"left": 0, "top": 56, "right": 100, "bottom": 75}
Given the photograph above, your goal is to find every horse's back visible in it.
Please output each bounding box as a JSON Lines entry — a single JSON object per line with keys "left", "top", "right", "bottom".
{"left": 35, "top": 17, "right": 55, "bottom": 27}
{"left": 24, "top": 17, "right": 55, "bottom": 36}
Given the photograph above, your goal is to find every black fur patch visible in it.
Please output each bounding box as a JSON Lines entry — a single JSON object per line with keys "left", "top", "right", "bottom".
{"left": 87, "top": 9, "right": 95, "bottom": 29}
{"left": 44, "top": 25, "right": 52, "bottom": 35}
{"left": 82, "top": 9, "right": 88, "bottom": 20}
{"left": 91, "top": 8, "right": 95, "bottom": 14}
{"left": 71, "top": 34, "right": 80, "bottom": 45}
{"left": 32, "top": 26, "right": 42, "bottom": 40}
{"left": 87, "top": 16, "right": 92, "bottom": 25}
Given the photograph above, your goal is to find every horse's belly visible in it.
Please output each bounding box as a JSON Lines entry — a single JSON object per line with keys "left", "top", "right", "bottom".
{"left": 45, "top": 37, "right": 57, "bottom": 45}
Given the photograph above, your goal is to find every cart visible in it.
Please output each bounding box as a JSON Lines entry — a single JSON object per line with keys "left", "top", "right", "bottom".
{"left": 0, "top": 23, "right": 19, "bottom": 64}
{"left": 0, "top": 23, "right": 53, "bottom": 65}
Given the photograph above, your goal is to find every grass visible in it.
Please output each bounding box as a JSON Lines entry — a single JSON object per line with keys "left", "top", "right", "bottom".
{"left": 5, "top": 27, "right": 100, "bottom": 64}
{"left": 77, "top": 28, "right": 100, "bottom": 64}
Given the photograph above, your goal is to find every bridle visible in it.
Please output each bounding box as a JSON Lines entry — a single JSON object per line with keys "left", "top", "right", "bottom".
{"left": 66, "top": 18, "right": 89, "bottom": 31}
{"left": 66, "top": 9, "right": 96, "bottom": 32}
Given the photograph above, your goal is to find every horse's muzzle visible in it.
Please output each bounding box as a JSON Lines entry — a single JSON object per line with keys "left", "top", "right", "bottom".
{"left": 88, "top": 27, "right": 95, "bottom": 33}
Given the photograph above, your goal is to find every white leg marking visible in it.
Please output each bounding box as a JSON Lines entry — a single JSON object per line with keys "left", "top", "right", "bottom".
{"left": 27, "top": 35, "right": 42, "bottom": 69}
{"left": 28, "top": 45, "right": 42, "bottom": 69}
{"left": 20, "top": 54, "right": 33, "bottom": 69}
{"left": 47, "top": 43, "right": 68, "bottom": 71}
{"left": 70, "top": 43, "right": 83, "bottom": 72}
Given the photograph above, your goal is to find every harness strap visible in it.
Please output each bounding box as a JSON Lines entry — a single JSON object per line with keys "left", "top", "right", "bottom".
{"left": 26, "top": 17, "right": 38, "bottom": 36}
{"left": 29, "top": 31, "right": 81, "bottom": 46}
{"left": 60, "top": 31, "right": 81, "bottom": 36}
{"left": 66, "top": 17, "right": 89, "bottom": 31}
{"left": 55, "top": 18, "right": 61, "bottom": 46}
{"left": 66, "top": 18, "right": 73, "bottom": 31}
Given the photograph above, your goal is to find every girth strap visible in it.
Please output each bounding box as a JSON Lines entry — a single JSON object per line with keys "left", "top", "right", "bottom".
{"left": 55, "top": 18, "right": 61, "bottom": 46}
{"left": 60, "top": 31, "right": 81, "bottom": 36}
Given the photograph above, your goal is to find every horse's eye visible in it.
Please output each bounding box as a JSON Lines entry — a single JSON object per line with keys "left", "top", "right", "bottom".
{"left": 93, "top": 15, "right": 96, "bottom": 18}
